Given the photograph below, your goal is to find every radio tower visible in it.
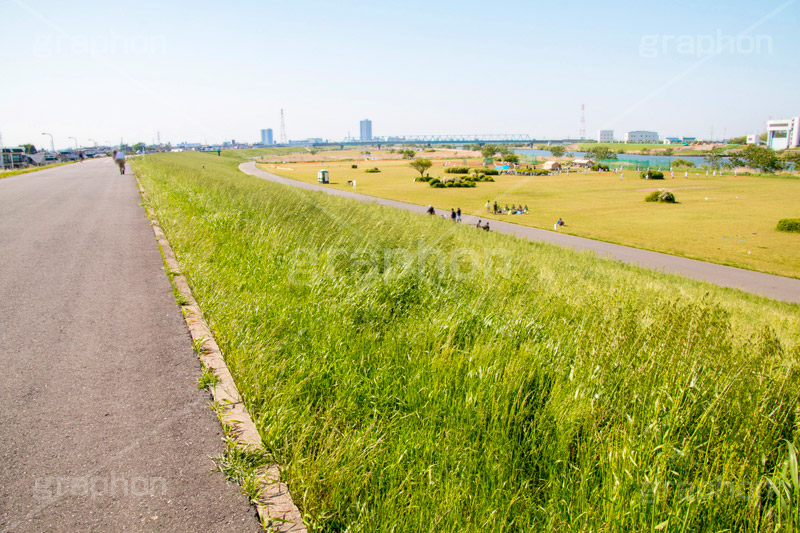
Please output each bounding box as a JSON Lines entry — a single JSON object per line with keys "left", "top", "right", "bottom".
{"left": 280, "top": 109, "right": 287, "bottom": 145}
{"left": 579, "top": 104, "right": 586, "bottom": 140}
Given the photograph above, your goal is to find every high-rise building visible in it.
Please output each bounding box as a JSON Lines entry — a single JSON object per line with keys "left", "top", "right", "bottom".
{"left": 360, "top": 119, "right": 372, "bottom": 142}
{"left": 261, "top": 129, "right": 273, "bottom": 146}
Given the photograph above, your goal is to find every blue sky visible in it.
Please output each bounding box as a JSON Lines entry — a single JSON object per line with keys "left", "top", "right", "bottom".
{"left": 1, "top": 0, "right": 798, "bottom": 148}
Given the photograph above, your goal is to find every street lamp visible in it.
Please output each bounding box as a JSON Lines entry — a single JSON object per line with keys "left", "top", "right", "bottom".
{"left": 41, "top": 132, "right": 55, "bottom": 153}
{"left": 68, "top": 137, "right": 78, "bottom": 150}
{"left": 88, "top": 138, "right": 97, "bottom": 147}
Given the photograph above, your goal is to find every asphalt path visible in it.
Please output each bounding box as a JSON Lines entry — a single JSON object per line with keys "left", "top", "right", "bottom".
{"left": 240, "top": 161, "right": 800, "bottom": 305}
{"left": 0, "top": 159, "right": 261, "bottom": 532}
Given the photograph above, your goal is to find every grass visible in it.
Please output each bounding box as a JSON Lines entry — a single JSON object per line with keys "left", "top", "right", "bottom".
{"left": 258, "top": 156, "right": 800, "bottom": 278}
{"left": 134, "top": 151, "right": 800, "bottom": 531}
{"left": 0, "top": 161, "right": 75, "bottom": 178}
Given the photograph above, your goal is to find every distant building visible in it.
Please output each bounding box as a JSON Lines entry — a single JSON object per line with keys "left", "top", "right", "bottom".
{"left": 360, "top": 119, "right": 372, "bottom": 142}
{"left": 663, "top": 137, "right": 682, "bottom": 144}
{"left": 625, "top": 131, "right": 659, "bottom": 143}
{"left": 746, "top": 134, "right": 764, "bottom": 146}
{"left": 261, "top": 129, "right": 273, "bottom": 146}
{"left": 542, "top": 161, "right": 561, "bottom": 171}
{"left": 597, "top": 130, "right": 614, "bottom": 143}
{"left": 766, "top": 117, "right": 800, "bottom": 150}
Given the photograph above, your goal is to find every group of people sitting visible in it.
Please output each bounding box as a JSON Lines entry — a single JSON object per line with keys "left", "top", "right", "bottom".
{"left": 489, "top": 201, "right": 528, "bottom": 215}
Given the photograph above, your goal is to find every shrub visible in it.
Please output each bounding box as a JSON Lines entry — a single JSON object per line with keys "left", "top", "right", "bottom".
{"left": 351, "top": 164, "right": 358, "bottom": 169}
{"left": 417, "top": 175, "right": 431, "bottom": 182}
{"left": 671, "top": 158, "right": 695, "bottom": 168}
{"left": 645, "top": 190, "right": 676, "bottom": 203}
{"left": 444, "top": 167, "right": 469, "bottom": 174}
{"left": 591, "top": 163, "right": 610, "bottom": 171}
{"left": 365, "top": 167, "right": 381, "bottom": 173}
{"left": 640, "top": 170, "right": 665, "bottom": 180}
{"left": 776, "top": 218, "right": 800, "bottom": 233}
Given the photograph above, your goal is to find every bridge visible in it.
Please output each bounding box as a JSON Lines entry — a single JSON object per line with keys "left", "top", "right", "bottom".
{"left": 303, "top": 136, "right": 582, "bottom": 148}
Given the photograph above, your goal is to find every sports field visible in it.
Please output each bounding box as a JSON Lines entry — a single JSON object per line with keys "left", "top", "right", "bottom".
{"left": 258, "top": 155, "right": 800, "bottom": 278}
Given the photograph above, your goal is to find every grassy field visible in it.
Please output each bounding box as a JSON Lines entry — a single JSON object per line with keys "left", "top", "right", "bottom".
{"left": 258, "top": 156, "right": 800, "bottom": 278}
{"left": 0, "top": 160, "right": 75, "bottom": 179}
{"left": 135, "top": 151, "right": 799, "bottom": 531}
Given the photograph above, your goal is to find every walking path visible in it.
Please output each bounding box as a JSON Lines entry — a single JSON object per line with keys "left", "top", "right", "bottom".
{"left": 240, "top": 162, "right": 800, "bottom": 305}
{"left": 0, "top": 159, "right": 261, "bottom": 532}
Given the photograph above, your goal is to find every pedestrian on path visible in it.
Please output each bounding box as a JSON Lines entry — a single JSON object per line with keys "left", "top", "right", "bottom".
{"left": 114, "top": 150, "right": 126, "bottom": 175}
{"left": 451, "top": 208, "right": 456, "bottom": 221}
{"left": 456, "top": 207, "right": 462, "bottom": 222}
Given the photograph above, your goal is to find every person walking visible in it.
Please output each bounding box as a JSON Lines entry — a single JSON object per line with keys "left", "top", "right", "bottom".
{"left": 450, "top": 208, "right": 456, "bottom": 221}
{"left": 485, "top": 200, "right": 490, "bottom": 213}
{"left": 493, "top": 201, "right": 498, "bottom": 214}
{"left": 114, "top": 150, "right": 126, "bottom": 175}
{"left": 456, "top": 207, "right": 462, "bottom": 222}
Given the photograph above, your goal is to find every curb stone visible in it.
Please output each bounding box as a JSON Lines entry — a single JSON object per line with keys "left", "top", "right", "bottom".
{"left": 136, "top": 177, "right": 306, "bottom": 533}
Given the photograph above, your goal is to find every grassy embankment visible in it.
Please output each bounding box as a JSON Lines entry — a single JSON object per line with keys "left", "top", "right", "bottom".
{"left": 0, "top": 160, "right": 75, "bottom": 179}
{"left": 135, "top": 151, "right": 799, "bottom": 531}
{"left": 259, "top": 156, "right": 800, "bottom": 278}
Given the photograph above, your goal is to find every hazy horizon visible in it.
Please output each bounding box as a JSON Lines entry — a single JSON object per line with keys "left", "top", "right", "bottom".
{"left": 1, "top": 0, "right": 798, "bottom": 149}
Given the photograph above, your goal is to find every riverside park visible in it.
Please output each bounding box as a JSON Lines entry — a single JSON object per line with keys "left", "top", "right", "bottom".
{"left": 254, "top": 146, "right": 800, "bottom": 278}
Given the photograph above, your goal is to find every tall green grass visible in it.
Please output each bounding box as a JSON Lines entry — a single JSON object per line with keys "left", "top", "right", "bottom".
{"left": 135, "top": 152, "right": 800, "bottom": 531}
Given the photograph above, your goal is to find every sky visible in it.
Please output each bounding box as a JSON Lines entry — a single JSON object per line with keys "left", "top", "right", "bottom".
{"left": 1, "top": 0, "right": 798, "bottom": 149}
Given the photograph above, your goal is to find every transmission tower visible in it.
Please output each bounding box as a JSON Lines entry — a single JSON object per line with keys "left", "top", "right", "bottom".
{"left": 280, "top": 109, "right": 287, "bottom": 145}
{"left": 579, "top": 104, "right": 586, "bottom": 140}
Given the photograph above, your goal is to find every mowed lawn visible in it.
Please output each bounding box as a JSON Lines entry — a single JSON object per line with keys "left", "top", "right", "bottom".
{"left": 258, "top": 157, "right": 800, "bottom": 278}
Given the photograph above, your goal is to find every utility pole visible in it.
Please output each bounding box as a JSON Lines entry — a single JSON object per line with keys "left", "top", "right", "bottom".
{"left": 0, "top": 130, "right": 5, "bottom": 171}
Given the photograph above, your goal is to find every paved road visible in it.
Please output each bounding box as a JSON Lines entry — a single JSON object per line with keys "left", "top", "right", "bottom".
{"left": 0, "top": 159, "right": 261, "bottom": 532}
{"left": 240, "top": 162, "right": 800, "bottom": 305}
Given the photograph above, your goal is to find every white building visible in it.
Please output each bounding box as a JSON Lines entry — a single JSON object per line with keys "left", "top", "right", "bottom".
{"left": 766, "top": 117, "right": 800, "bottom": 150}
{"left": 597, "top": 130, "right": 614, "bottom": 143}
{"left": 625, "top": 130, "right": 659, "bottom": 143}
{"left": 746, "top": 134, "right": 764, "bottom": 146}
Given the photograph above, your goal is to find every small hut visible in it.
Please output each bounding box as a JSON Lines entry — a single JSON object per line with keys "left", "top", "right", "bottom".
{"left": 542, "top": 161, "right": 561, "bottom": 171}
{"left": 317, "top": 169, "right": 329, "bottom": 184}
{"left": 571, "top": 159, "right": 595, "bottom": 168}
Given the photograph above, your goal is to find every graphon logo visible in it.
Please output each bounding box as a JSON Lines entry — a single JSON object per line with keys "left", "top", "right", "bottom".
{"left": 34, "top": 34, "right": 167, "bottom": 58}
{"left": 33, "top": 474, "right": 167, "bottom": 502}
{"left": 639, "top": 30, "right": 773, "bottom": 58}
{"left": 287, "top": 241, "right": 514, "bottom": 285}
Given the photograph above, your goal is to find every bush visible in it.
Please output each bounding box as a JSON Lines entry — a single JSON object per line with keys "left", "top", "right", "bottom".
{"left": 444, "top": 167, "right": 469, "bottom": 174}
{"left": 640, "top": 170, "right": 665, "bottom": 180}
{"left": 417, "top": 175, "right": 431, "bottom": 182}
{"left": 351, "top": 164, "right": 358, "bottom": 169}
{"left": 776, "top": 218, "right": 800, "bottom": 233}
{"left": 671, "top": 158, "right": 695, "bottom": 168}
{"left": 591, "top": 163, "right": 610, "bottom": 171}
{"left": 365, "top": 167, "right": 381, "bottom": 173}
{"left": 645, "top": 190, "right": 676, "bottom": 203}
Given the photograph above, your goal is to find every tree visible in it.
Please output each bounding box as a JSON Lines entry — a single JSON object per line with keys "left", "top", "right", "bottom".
{"left": 728, "top": 136, "right": 747, "bottom": 145}
{"left": 21, "top": 144, "right": 37, "bottom": 154}
{"left": 737, "top": 145, "right": 783, "bottom": 173}
{"left": 549, "top": 145, "right": 566, "bottom": 157}
{"left": 132, "top": 142, "right": 146, "bottom": 153}
{"left": 409, "top": 158, "right": 433, "bottom": 177}
{"left": 401, "top": 149, "right": 416, "bottom": 160}
{"left": 481, "top": 144, "right": 498, "bottom": 159}
{"left": 664, "top": 147, "right": 674, "bottom": 156}
{"left": 584, "top": 146, "right": 617, "bottom": 160}
{"left": 705, "top": 148, "right": 724, "bottom": 169}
